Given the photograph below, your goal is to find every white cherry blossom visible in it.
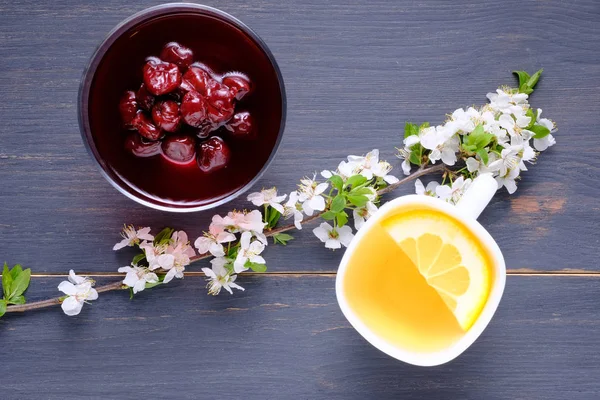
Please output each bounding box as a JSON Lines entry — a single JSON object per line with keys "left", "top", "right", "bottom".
{"left": 202, "top": 262, "right": 244, "bottom": 296}
{"left": 57, "top": 270, "right": 98, "bottom": 316}
{"left": 113, "top": 226, "right": 154, "bottom": 250}
{"left": 420, "top": 126, "right": 460, "bottom": 165}
{"left": 247, "top": 188, "right": 287, "bottom": 214}
{"left": 283, "top": 191, "right": 304, "bottom": 230}
{"left": 415, "top": 179, "right": 440, "bottom": 197}
{"left": 162, "top": 231, "right": 196, "bottom": 283}
{"left": 194, "top": 223, "right": 236, "bottom": 257}
{"left": 140, "top": 241, "right": 173, "bottom": 271}
{"left": 486, "top": 89, "right": 528, "bottom": 114}
{"left": 234, "top": 231, "right": 266, "bottom": 273}
{"left": 118, "top": 265, "right": 158, "bottom": 294}
{"left": 313, "top": 222, "right": 354, "bottom": 249}
{"left": 496, "top": 167, "right": 520, "bottom": 194}
{"left": 435, "top": 176, "right": 472, "bottom": 204}
{"left": 353, "top": 202, "right": 378, "bottom": 230}
{"left": 297, "top": 175, "right": 328, "bottom": 216}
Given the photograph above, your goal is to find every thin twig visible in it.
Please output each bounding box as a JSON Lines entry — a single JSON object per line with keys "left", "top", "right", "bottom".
{"left": 4, "top": 164, "right": 443, "bottom": 315}
{"left": 5, "top": 281, "right": 124, "bottom": 313}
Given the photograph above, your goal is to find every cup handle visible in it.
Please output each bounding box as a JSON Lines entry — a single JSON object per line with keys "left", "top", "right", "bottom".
{"left": 454, "top": 173, "right": 498, "bottom": 220}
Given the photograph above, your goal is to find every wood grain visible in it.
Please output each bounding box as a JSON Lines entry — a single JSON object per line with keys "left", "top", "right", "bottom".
{"left": 0, "top": 0, "right": 598, "bottom": 272}
{"left": 0, "top": 275, "right": 599, "bottom": 399}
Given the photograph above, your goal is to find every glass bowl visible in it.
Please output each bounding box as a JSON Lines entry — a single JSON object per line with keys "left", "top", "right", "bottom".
{"left": 78, "top": 3, "right": 286, "bottom": 212}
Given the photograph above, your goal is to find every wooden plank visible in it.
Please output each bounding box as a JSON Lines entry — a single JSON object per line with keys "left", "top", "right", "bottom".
{"left": 0, "top": 275, "right": 599, "bottom": 399}
{"left": 0, "top": 0, "right": 599, "bottom": 273}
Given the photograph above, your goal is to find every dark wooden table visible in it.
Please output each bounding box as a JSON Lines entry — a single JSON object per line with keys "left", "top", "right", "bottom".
{"left": 1, "top": 0, "right": 599, "bottom": 398}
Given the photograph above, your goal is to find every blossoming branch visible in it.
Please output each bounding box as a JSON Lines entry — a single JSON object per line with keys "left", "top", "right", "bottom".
{"left": 0, "top": 70, "right": 556, "bottom": 318}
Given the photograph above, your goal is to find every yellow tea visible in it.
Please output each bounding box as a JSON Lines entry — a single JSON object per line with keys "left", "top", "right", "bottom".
{"left": 342, "top": 206, "right": 494, "bottom": 354}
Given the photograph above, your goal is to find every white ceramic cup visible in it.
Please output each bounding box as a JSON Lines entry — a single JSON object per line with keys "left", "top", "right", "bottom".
{"left": 335, "top": 174, "right": 506, "bottom": 366}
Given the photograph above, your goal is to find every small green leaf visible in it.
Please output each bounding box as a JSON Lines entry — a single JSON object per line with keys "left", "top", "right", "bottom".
{"left": 526, "top": 68, "right": 543, "bottom": 90}
{"left": 144, "top": 281, "right": 162, "bottom": 290}
{"left": 329, "top": 175, "right": 344, "bottom": 191}
{"left": 273, "top": 233, "right": 294, "bottom": 245}
{"left": 0, "top": 300, "right": 6, "bottom": 318}
{"left": 466, "top": 124, "right": 492, "bottom": 150}
{"left": 462, "top": 144, "right": 477, "bottom": 152}
{"left": 529, "top": 124, "right": 550, "bottom": 139}
{"left": 521, "top": 87, "right": 534, "bottom": 95}
{"left": 419, "top": 122, "right": 430, "bottom": 131}
{"left": 513, "top": 70, "right": 530, "bottom": 88}
{"left": 330, "top": 195, "right": 346, "bottom": 213}
{"left": 8, "top": 295, "right": 25, "bottom": 305}
{"left": 9, "top": 268, "right": 30, "bottom": 299}
{"left": 246, "top": 261, "right": 267, "bottom": 273}
{"left": 336, "top": 211, "right": 348, "bottom": 227}
{"left": 131, "top": 253, "right": 146, "bottom": 266}
{"left": 408, "top": 149, "right": 421, "bottom": 165}
{"left": 2, "top": 263, "right": 12, "bottom": 300}
{"left": 153, "top": 227, "right": 174, "bottom": 246}
{"left": 352, "top": 187, "right": 374, "bottom": 196}
{"left": 267, "top": 208, "right": 281, "bottom": 229}
{"left": 404, "top": 122, "right": 419, "bottom": 138}
{"left": 347, "top": 194, "right": 368, "bottom": 207}
{"left": 526, "top": 108, "right": 538, "bottom": 129}
{"left": 477, "top": 149, "right": 489, "bottom": 165}
{"left": 345, "top": 175, "right": 367, "bottom": 188}
{"left": 10, "top": 264, "right": 22, "bottom": 280}
{"left": 321, "top": 211, "right": 337, "bottom": 221}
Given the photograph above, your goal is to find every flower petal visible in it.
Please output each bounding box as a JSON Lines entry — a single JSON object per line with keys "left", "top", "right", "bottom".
{"left": 57, "top": 281, "right": 78, "bottom": 296}
{"left": 112, "top": 239, "right": 129, "bottom": 251}
{"left": 61, "top": 296, "right": 83, "bottom": 316}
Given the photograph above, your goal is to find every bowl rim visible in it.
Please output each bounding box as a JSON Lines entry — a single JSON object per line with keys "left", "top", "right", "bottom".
{"left": 78, "top": 2, "right": 287, "bottom": 213}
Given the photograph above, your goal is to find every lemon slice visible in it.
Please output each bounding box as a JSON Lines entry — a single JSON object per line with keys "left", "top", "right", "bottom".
{"left": 382, "top": 209, "right": 492, "bottom": 331}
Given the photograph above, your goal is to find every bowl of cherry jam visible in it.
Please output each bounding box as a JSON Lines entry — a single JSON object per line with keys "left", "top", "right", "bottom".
{"left": 78, "top": 3, "right": 286, "bottom": 212}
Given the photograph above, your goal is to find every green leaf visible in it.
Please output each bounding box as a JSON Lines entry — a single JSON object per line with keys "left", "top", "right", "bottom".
{"left": 521, "top": 87, "right": 534, "bottom": 95}
{"left": 144, "top": 281, "right": 162, "bottom": 290}
{"left": 462, "top": 144, "right": 477, "bottom": 152}
{"left": 466, "top": 124, "right": 493, "bottom": 150}
{"left": 408, "top": 148, "right": 421, "bottom": 165}
{"left": 345, "top": 175, "right": 367, "bottom": 189}
{"left": 0, "top": 300, "right": 6, "bottom": 318}
{"left": 267, "top": 208, "right": 281, "bottom": 229}
{"left": 330, "top": 195, "right": 346, "bottom": 213}
{"left": 529, "top": 124, "right": 550, "bottom": 139}
{"left": 352, "top": 187, "right": 374, "bottom": 196}
{"left": 153, "top": 227, "right": 174, "bottom": 246}
{"left": 336, "top": 211, "right": 348, "bottom": 227}
{"left": 273, "top": 233, "right": 294, "bottom": 246}
{"left": 321, "top": 211, "right": 337, "bottom": 221}
{"left": 513, "top": 70, "right": 530, "bottom": 88}
{"left": 131, "top": 253, "right": 146, "bottom": 266}
{"left": 10, "top": 264, "right": 22, "bottom": 280}
{"left": 526, "top": 108, "right": 538, "bottom": 129}
{"left": 404, "top": 122, "right": 419, "bottom": 138}
{"left": 9, "top": 268, "right": 30, "bottom": 300}
{"left": 347, "top": 194, "right": 368, "bottom": 207}
{"left": 2, "top": 263, "right": 13, "bottom": 300}
{"left": 8, "top": 295, "right": 25, "bottom": 305}
{"left": 419, "top": 122, "right": 430, "bottom": 131}
{"left": 246, "top": 261, "right": 267, "bottom": 273}
{"left": 526, "top": 68, "right": 543, "bottom": 90}
{"left": 329, "top": 175, "right": 344, "bottom": 191}
{"left": 476, "top": 149, "right": 489, "bottom": 165}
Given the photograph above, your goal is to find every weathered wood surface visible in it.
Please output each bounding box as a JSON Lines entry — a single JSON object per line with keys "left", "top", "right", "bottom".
{"left": 1, "top": 1, "right": 600, "bottom": 398}
{"left": 0, "top": 0, "right": 599, "bottom": 273}
{"left": 0, "top": 275, "right": 599, "bottom": 399}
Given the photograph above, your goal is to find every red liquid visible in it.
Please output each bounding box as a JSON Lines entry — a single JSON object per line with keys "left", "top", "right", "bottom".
{"left": 88, "top": 12, "right": 283, "bottom": 207}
